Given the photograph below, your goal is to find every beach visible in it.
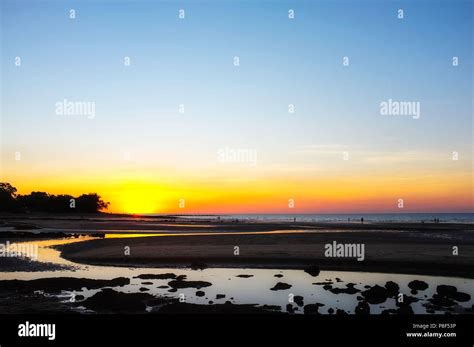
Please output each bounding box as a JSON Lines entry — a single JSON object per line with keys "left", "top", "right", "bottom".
{"left": 0, "top": 214, "right": 473, "bottom": 315}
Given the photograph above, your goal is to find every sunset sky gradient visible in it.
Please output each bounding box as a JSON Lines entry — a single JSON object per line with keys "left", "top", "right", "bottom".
{"left": 1, "top": 0, "right": 472, "bottom": 214}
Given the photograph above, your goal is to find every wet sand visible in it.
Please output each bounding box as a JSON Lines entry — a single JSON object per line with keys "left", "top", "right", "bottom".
{"left": 1, "top": 214, "right": 473, "bottom": 278}
{"left": 56, "top": 230, "right": 474, "bottom": 278}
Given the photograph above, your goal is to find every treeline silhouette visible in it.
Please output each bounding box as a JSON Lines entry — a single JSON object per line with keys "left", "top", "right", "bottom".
{"left": 0, "top": 182, "right": 109, "bottom": 213}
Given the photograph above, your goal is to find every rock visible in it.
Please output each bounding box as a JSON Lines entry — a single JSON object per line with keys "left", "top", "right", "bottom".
{"left": 274, "top": 274, "right": 283, "bottom": 278}
{"left": 408, "top": 280, "right": 428, "bottom": 294}
{"left": 216, "top": 294, "right": 225, "bottom": 299}
{"left": 437, "top": 285, "right": 457, "bottom": 296}
{"left": 328, "top": 308, "right": 334, "bottom": 314}
{"left": 196, "top": 291, "right": 205, "bottom": 297}
{"left": 79, "top": 289, "right": 152, "bottom": 312}
{"left": 294, "top": 295, "right": 304, "bottom": 307}
{"left": 168, "top": 280, "right": 212, "bottom": 289}
{"left": 134, "top": 273, "right": 176, "bottom": 280}
{"left": 141, "top": 282, "right": 153, "bottom": 285}
{"left": 304, "top": 303, "right": 324, "bottom": 314}
{"left": 270, "top": 282, "right": 292, "bottom": 291}
{"left": 454, "top": 292, "right": 471, "bottom": 302}
{"left": 312, "top": 281, "right": 333, "bottom": 285}
{"left": 355, "top": 301, "right": 370, "bottom": 314}
{"left": 361, "top": 285, "right": 390, "bottom": 304}
{"left": 0, "top": 277, "right": 130, "bottom": 293}
{"left": 329, "top": 283, "right": 360, "bottom": 295}
{"left": 286, "top": 304, "right": 295, "bottom": 314}
{"left": 384, "top": 281, "right": 399, "bottom": 297}
{"left": 139, "top": 287, "right": 150, "bottom": 292}
{"left": 190, "top": 262, "right": 207, "bottom": 270}
{"left": 236, "top": 274, "right": 253, "bottom": 278}
{"left": 304, "top": 266, "right": 320, "bottom": 277}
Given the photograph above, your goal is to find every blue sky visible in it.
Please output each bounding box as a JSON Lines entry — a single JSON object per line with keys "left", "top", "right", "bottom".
{"left": 1, "top": 0, "right": 472, "bottom": 213}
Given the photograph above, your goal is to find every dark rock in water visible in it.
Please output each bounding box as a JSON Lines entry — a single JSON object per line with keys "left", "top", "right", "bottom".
{"left": 328, "top": 308, "right": 334, "bottom": 314}
{"left": 134, "top": 273, "right": 176, "bottom": 280}
{"left": 304, "top": 266, "right": 320, "bottom": 277}
{"left": 175, "top": 275, "right": 187, "bottom": 281}
{"left": 190, "top": 262, "right": 207, "bottom": 270}
{"left": 274, "top": 274, "right": 284, "bottom": 278}
{"left": 286, "top": 304, "right": 295, "bottom": 314}
{"left": 79, "top": 288, "right": 152, "bottom": 312}
{"left": 270, "top": 282, "right": 292, "bottom": 291}
{"left": 236, "top": 274, "right": 254, "bottom": 278}
{"left": 429, "top": 294, "right": 456, "bottom": 307}
{"left": 0, "top": 277, "right": 130, "bottom": 293}
{"left": 424, "top": 284, "right": 470, "bottom": 308}
{"left": 336, "top": 309, "right": 348, "bottom": 315}
{"left": 168, "top": 288, "right": 178, "bottom": 293}
{"left": 355, "top": 301, "right": 370, "bottom": 314}
{"left": 396, "top": 295, "right": 419, "bottom": 306}
{"left": 157, "top": 285, "right": 168, "bottom": 289}
{"left": 437, "top": 285, "right": 457, "bottom": 296}
{"left": 141, "top": 282, "right": 153, "bottom": 285}
{"left": 196, "top": 291, "right": 205, "bottom": 297}
{"left": 323, "top": 284, "right": 333, "bottom": 291}
{"left": 361, "top": 285, "right": 390, "bottom": 304}
{"left": 454, "top": 292, "right": 471, "bottom": 302}
{"left": 329, "top": 283, "right": 360, "bottom": 295}
{"left": 216, "top": 294, "right": 225, "bottom": 299}
{"left": 208, "top": 301, "right": 214, "bottom": 304}
{"left": 168, "top": 280, "right": 212, "bottom": 289}
{"left": 139, "top": 287, "right": 150, "bottom": 292}
{"left": 384, "top": 281, "right": 399, "bottom": 297}
{"left": 294, "top": 295, "right": 304, "bottom": 307}
{"left": 335, "top": 278, "right": 342, "bottom": 282}
{"left": 408, "top": 280, "right": 428, "bottom": 294}
{"left": 312, "top": 281, "right": 333, "bottom": 286}
{"left": 74, "top": 295, "right": 85, "bottom": 301}
{"left": 425, "top": 285, "right": 465, "bottom": 309}
{"left": 304, "top": 303, "right": 324, "bottom": 314}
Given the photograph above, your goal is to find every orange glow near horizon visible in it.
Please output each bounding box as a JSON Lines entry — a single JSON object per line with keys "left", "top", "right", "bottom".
{"left": 3, "top": 169, "right": 472, "bottom": 214}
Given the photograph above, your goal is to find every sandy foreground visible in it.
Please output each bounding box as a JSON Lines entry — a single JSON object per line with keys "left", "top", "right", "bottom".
{"left": 1, "top": 214, "right": 473, "bottom": 278}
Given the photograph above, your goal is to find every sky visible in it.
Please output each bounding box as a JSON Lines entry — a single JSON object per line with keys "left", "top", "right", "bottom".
{"left": 1, "top": 0, "right": 473, "bottom": 214}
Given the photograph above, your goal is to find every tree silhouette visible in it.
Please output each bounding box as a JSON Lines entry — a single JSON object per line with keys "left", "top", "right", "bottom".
{"left": 0, "top": 183, "right": 109, "bottom": 213}
{"left": 0, "top": 182, "right": 21, "bottom": 212}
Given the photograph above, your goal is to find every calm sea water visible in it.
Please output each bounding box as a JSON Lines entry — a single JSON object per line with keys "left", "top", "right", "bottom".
{"left": 176, "top": 213, "right": 474, "bottom": 224}
{"left": 3, "top": 237, "right": 473, "bottom": 314}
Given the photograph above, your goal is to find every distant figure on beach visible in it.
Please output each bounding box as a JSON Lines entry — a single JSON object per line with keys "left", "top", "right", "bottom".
{"left": 361, "top": 217, "right": 364, "bottom": 224}
{"left": 294, "top": 217, "right": 296, "bottom": 222}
